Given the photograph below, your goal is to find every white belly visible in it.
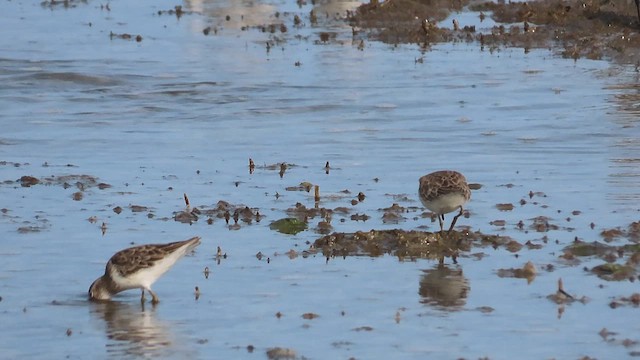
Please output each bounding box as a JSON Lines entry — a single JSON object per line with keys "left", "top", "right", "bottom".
{"left": 421, "top": 193, "right": 467, "bottom": 214}
{"left": 111, "top": 249, "right": 187, "bottom": 290}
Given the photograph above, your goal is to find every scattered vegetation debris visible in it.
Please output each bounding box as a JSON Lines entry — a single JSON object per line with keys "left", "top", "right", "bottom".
{"left": 476, "top": 306, "right": 494, "bottom": 313}
{"left": 286, "top": 202, "right": 334, "bottom": 221}
{"left": 17, "top": 226, "right": 44, "bottom": 233}
{"left": 109, "top": 32, "right": 143, "bottom": 42}
{"left": 497, "top": 261, "right": 537, "bottom": 283}
{"left": 563, "top": 240, "right": 615, "bottom": 257}
{"left": 547, "top": 278, "right": 588, "bottom": 304}
{"left": 72, "top": 191, "right": 83, "bottom": 201}
{"left": 352, "top": 326, "right": 374, "bottom": 331}
{"left": 266, "top": 347, "right": 297, "bottom": 360}
{"left": 380, "top": 203, "right": 407, "bottom": 224}
{"left": 130, "top": 205, "right": 149, "bottom": 213}
{"left": 157, "top": 5, "right": 195, "bottom": 18}
{"left": 530, "top": 216, "right": 559, "bottom": 232}
{"left": 19, "top": 175, "right": 40, "bottom": 187}
{"left": 591, "top": 263, "right": 636, "bottom": 281}
{"left": 496, "top": 203, "right": 514, "bottom": 211}
{"left": 301, "top": 312, "right": 319, "bottom": 320}
{"left": 285, "top": 182, "right": 313, "bottom": 192}
{"left": 40, "top": 0, "right": 86, "bottom": 9}
{"left": 195, "top": 201, "right": 261, "bottom": 224}
{"left": 505, "top": 240, "right": 524, "bottom": 253}
{"left": 601, "top": 228, "right": 625, "bottom": 241}
{"left": 610, "top": 293, "right": 640, "bottom": 308}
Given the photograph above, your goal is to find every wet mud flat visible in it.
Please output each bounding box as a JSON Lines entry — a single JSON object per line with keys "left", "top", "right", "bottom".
{"left": 42, "top": 0, "right": 640, "bottom": 63}
{"left": 3, "top": 161, "right": 640, "bottom": 358}
{"left": 9, "top": 167, "right": 640, "bottom": 278}
{"left": 348, "top": 0, "right": 640, "bottom": 63}
{"left": 312, "top": 225, "right": 640, "bottom": 280}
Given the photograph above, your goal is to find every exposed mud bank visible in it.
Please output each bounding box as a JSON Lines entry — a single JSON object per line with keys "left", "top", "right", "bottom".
{"left": 348, "top": 0, "right": 640, "bottom": 63}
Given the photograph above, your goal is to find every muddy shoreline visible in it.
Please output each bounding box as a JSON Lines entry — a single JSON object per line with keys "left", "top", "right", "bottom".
{"left": 348, "top": 0, "right": 640, "bottom": 64}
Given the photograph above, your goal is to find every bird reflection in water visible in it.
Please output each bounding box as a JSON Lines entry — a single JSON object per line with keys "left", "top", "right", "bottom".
{"left": 182, "top": 0, "right": 276, "bottom": 30}
{"left": 89, "top": 301, "right": 181, "bottom": 358}
{"left": 419, "top": 264, "right": 470, "bottom": 310}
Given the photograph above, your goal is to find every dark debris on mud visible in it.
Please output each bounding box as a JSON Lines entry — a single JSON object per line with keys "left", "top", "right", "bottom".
{"left": 40, "top": 0, "right": 87, "bottom": 9}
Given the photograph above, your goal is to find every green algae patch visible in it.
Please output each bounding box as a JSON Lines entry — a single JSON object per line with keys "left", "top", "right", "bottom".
{"left": 591, "top": 263, "right": 636, "bottom": 281}
{"left": 622, "top": 243, "right": 640, "bottom": 253}
{"left": 563, "top": 241, "right": 614, "bottom": 257}
{"left": 270, "top": 218, "right": 308, "bottom": 235}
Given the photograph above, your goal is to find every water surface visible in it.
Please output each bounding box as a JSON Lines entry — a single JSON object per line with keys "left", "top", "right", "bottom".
{"left": 1, "top": 0, "right": 640, "bottom": 359}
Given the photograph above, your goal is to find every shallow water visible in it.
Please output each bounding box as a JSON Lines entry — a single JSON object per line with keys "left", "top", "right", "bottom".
{"left": 1, "top": 0, "right": 640, "bottom": 359}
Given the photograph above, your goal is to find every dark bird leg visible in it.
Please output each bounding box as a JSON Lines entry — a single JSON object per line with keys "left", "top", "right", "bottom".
{"left": 438, "top": 214, "right": 445, "bottom": 233}
{"left": 448, "top": 206, "right": 464, "bottom": 232}
{"left": 147, "top": 288, "right": 160, "bottom": 304}
{"left": 140, "top": 288, "right": 159, "bottom": 304}
{"left": 636, "top": 0, "right": 640, "bottom": 25}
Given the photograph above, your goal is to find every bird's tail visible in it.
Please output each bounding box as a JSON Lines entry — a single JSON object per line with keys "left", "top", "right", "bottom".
{"left": 184, "top": 236, "right": 201, "bottom": 252}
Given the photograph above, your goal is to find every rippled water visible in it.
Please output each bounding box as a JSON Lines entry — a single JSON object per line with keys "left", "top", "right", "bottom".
{"left": 1, "top": 0, "right": 640, "bottom": 359}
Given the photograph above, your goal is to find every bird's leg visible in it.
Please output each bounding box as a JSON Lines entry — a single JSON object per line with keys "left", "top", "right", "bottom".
{"left": 636, "top": 0, "right": 640, "bottom": 26}
{"left": 140, "top": 289, "right": 146, "bottom": 303}
{"left": 438, "top": 214, "right": 445, "bottom": 233}
{"left": 147, "top": 289, "right": 160, "bottom": 304}
{"left": 448, "top": 206, "right": 464, "bottom": 232}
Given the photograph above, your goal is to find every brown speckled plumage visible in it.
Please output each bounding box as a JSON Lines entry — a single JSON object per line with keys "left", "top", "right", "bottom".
{"left": 419, "top": 171, "right": 471, "bottom": 232}
{"left": 108, "top": 240, "right": 196, "bottom": 277}
{"left": 419, "top": 171, "right": 471, "bottom": 203}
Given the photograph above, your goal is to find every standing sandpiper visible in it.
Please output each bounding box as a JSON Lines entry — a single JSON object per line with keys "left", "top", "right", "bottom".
{"left": 89, "top": 236, "right": 201, "bottom": 303}
{"left": 419, "top": 171, "right": 471, "bottom": 232}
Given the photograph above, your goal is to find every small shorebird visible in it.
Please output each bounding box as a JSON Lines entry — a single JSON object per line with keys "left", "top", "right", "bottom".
{"left": 89, "top": 236, "right": 201, "bottom": 303}
{"left": 419, "top": 170, "right": 471, "bottom": 232}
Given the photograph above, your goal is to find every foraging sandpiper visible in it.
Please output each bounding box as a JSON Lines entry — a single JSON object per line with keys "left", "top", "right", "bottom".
{"left": 419, "top": 170, "right": 471, "bottom": 232}
{"left": 89, "top": 236, "right": 201, "bottom": 303}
